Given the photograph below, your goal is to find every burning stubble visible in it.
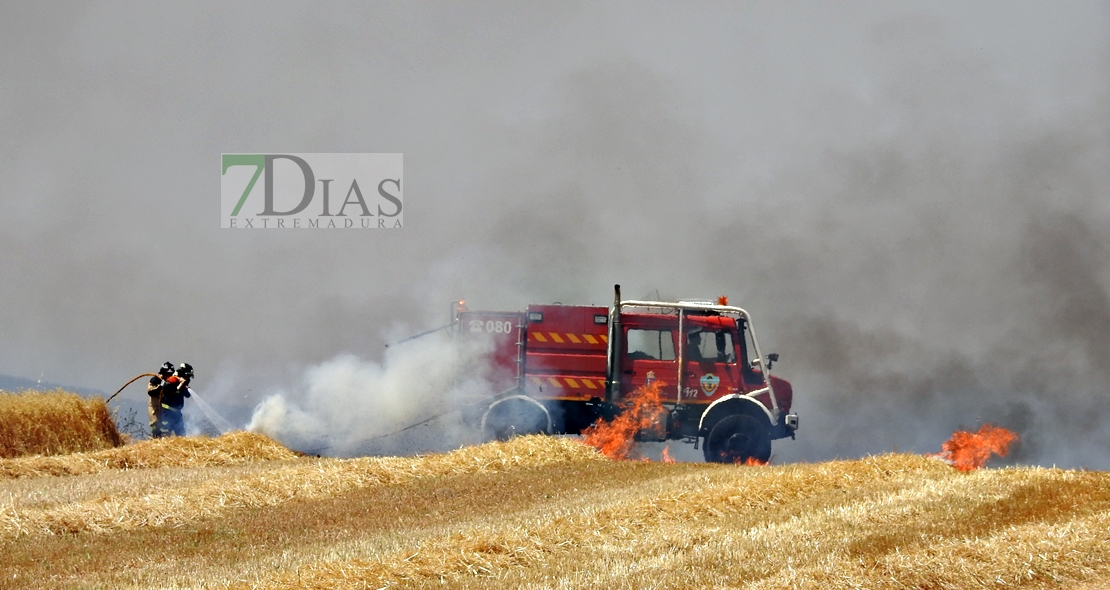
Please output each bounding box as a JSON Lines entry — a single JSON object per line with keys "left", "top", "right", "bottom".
{"left": 1, "top": 5, "right": 1109, "bottom": 468}
{"left": 930, "top": 423, "right": 1019, "bottom": 472}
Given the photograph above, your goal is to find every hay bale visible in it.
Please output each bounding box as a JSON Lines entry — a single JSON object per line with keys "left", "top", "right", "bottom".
{"left": 0, "top": 389, "right": 122, "bottom": 458}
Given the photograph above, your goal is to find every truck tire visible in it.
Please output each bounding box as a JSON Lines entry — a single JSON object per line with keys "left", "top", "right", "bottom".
{"left": 482, "top": 398, "right": 550, "bottom": 441}
{"left": 703, "top": 414, "right": 771, "bottom": 464}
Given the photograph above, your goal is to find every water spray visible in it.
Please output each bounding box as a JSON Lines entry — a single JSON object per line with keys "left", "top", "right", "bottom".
{"left": 187, "top": 389, "right": 236, "bottom": 434}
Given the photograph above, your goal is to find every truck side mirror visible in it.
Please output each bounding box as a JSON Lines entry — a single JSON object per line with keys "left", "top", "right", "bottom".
{"left": 766, "top": 353, "right": 779, "bottom": 370}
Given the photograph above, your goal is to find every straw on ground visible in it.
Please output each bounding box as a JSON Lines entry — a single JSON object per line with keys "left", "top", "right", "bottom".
{"left": 1, "top": 432, "right": 1109, "bottom": 589}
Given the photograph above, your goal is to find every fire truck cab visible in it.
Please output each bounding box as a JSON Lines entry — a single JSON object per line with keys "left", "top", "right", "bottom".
{"left": 455, "top": 285, "right": 798, "bottom": 463}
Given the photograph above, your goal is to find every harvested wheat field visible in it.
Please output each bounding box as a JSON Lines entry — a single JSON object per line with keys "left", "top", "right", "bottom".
{"left": 1, "top": 434, "right": 1109, "bottom": 590}
{"left": 0, "top": 430, "right": 301, "bottom": 479}
{"left": 0, "top": 390, "right": 122, "bottom": 458}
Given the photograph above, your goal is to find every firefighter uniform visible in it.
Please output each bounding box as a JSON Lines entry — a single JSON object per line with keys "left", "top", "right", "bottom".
{"left": 147, "top": 376, "right": 164, "bottom": 438}
{"left": 158, "top": 365, "right": 193, "bottom": 436}
{"left": 147, "top": 362, "right": 176, "bottom": 438}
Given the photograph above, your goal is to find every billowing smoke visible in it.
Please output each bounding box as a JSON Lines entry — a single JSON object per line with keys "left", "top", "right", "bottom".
{"left": 246, "top": 333, "right": 493, "bottom": 456}
{"left": 2, "top": 4, "right": 1109, "bottom": 467}
{"left": 753, "top": 116, "right": 1110, "bottom": 468}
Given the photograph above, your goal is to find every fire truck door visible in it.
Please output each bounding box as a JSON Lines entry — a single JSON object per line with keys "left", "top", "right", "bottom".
{"left": 621, "top": 327, "right": 678, "bottom": 402}
{"left": 683, "top": 327, "right": 740, "bottom": 402}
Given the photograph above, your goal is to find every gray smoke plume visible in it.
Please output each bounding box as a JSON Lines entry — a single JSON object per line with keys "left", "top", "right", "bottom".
{"left": 2, "top": 3, "right": 1109, "bottom": 466}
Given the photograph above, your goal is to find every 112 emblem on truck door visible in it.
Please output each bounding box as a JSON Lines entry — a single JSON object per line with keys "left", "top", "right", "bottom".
{"left": 700, "top": 373, "right": 720, "bottom": 395}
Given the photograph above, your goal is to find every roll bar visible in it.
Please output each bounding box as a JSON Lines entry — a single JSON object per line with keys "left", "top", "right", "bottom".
{"left": 612, "top": 295, "right": 777, "bottom": 412}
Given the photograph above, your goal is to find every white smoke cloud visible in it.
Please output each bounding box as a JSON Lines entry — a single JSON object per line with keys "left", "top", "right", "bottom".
{"left": 247, "top": 332, "right": 494, "bottom": 456}
{"left": 4, "top": 3, "right": 1110, "bottom": 468}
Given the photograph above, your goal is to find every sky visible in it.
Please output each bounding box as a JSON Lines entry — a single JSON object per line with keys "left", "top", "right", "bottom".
{"left": 2, "top": 2, "right": 1109, "bottom": 466}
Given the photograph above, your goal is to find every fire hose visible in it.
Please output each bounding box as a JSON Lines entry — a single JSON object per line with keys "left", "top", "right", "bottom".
{"left": 104, "top": 372, "right": 512, "bottom": 454}
{"left": 299, "top": 408, "right": 464, "bottom": 455}
{"left": 105, "top": 373, "right": 159, "bottom": 404}
{"left": 310, "top": 387, "right": 518, "bottom": 453}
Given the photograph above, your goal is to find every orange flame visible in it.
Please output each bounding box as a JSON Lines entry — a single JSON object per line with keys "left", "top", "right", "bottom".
{"left": 582, "top": 383, "right": 665, "bottom": 461}
{"left": 740, "top": 456, "right": 768, "bottom": 466}
{"left": 661, "top": 445, "right": 675, "bottom": 464}
{"left": 931, "top": 424, "right": 1018, "bottom": 472}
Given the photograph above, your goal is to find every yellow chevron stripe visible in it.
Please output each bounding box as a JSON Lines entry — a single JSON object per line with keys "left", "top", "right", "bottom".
{"left": 566, "top": 333, "right": 581, "bottom": 344}
{"left": 547, "top": 377, "right": 562, "bottom": 388}
{"left": 599, "top": 334, "right": 608, "bottom": 343}
{"left": 583, "top": 334, "right": 598, "bottom": 344}
{"left": 532, "top": 332, "right": 547, "bottom": 342}
{"left": 565, "top": 377, "right": 580, "bottom": 388}
{"left": 549, "top": 333, "right": 564, "bottom": 343}
{"left": 583, "top": 379, "right": 597, "bottom": 389}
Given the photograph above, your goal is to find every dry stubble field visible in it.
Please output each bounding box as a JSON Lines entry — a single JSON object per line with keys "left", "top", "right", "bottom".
{"left": 2, "top": 429, "right": 1110, "bottom": 589}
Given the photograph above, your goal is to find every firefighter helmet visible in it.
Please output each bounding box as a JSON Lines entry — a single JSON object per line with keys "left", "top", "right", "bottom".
{"left": 159, "top": 362, "right": 175, "bottom": 377}
{"left": 177, "top": 362, "right": 194, "bottom": 379}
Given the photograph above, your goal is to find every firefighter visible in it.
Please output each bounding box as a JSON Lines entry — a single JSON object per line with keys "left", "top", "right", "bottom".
{"left": 147, "top": 362, "right": 175, "bottom": 438}
{"left": 158, "top": 362, "right": 194, "bottom": 437}
{"left": 687, "top": 331, "right": 706, "bottom": 362}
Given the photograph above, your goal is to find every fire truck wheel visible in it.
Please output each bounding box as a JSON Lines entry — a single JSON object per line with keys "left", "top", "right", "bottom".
{"left": 703, "top": 414, "right": 771, "bottom": 464}
{"left": 482, "top": 399, "right": 550, "bottom": 441}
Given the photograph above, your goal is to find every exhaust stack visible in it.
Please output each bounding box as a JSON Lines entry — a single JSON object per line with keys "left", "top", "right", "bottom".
{"left": 606, "top": 284, "right": 622, "bottom": 404}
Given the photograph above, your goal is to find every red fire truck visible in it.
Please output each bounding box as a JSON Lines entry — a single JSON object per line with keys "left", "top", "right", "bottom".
{"left": 453, "top": 285, "right": 798, "bottom": 463}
